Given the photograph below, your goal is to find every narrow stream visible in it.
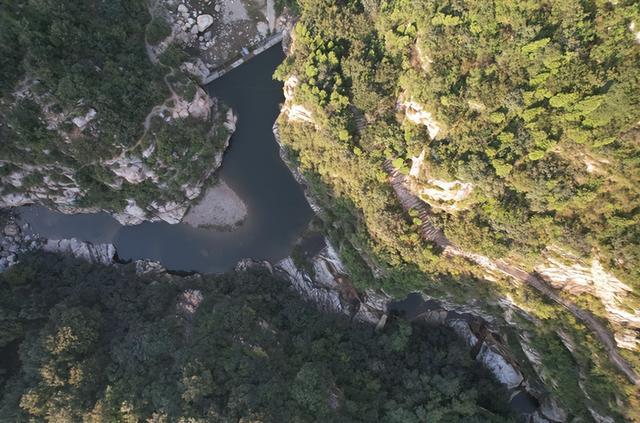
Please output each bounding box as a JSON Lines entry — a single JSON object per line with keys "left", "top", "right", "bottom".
{"left": 16, "top": 44, "right": 313, "bottom": 273}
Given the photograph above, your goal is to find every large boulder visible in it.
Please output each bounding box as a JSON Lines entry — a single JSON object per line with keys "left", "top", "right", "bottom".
{"left": 196, "top": 14, "right": 214, "bottom": 32}
{"left": 3, "top": 223, "right": 19, "bottom": 237}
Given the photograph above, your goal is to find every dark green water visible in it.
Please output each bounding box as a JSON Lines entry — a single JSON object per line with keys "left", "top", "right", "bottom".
{"left": 17, "top": 44, "right": 313, "bottom": 272}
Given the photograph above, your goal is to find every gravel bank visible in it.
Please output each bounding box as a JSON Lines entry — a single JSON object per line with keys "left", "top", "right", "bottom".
{"left": 183, "top": 181, "right": 247, "bottom": 230}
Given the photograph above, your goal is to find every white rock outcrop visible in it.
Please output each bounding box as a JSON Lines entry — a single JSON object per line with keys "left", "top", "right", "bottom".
{"left": 5, "top": 171, "right": 25, "bottom": 188}
{"left": 397, "top": 98, "right": 441, "bottom": 139}
{"left": 149, "top": 201, "right": 189, "bottom": 225}
{"left": 42, "top": 238, "right": 115, "bottom": 265}
{"left": 312, "top": 241, "right": 346, "bottom": 287}
{"left": 477, "top": 343, "right": 524, "bottom": 389}
{"left": 0, "top": 170, "right": 83, "bottom": 210}
{"left": 276, "top": 256, "right": 345, "bottom": 314}
{"left": 187, "top": 88, "right": 213, "bottom": 119}
{"left": 135, "top": 259, "right": 165, "bottom": 275}
{"left": 72, "top": 108, "right": 96, "bottom": 129}
{"left": 536, "top": 250, "right": 640, "bottom": 350}
{"left": 224, "top": 108, "right": 237, "bottom": 132}
{"left": 630, "top": 22, "right": 640, "bottom": 44}
{"left": 106, "top": 155, "right": 158, "bottom": 185}
{"left": 282, "top": 76, "right": 314, "bottom": 123}
{"left": 181, "top": 58, "right": 211, "bottom": 82}
{"left": 447, "top": 318, "right": 524, "bottom": 389}
{"left": 414, "top": 42, "right": 433, "bottom": 73}
{"left": 177, "top": 289, "right": 204, "bottom": 316}
{"left": 409, "top": 150, "right": 473, "bottom": 211}
{"left": 419, "top": 179, "right": 473, "bottom": 203}
{"left": 113, "top": 200, "right": 147, "bottom": 225}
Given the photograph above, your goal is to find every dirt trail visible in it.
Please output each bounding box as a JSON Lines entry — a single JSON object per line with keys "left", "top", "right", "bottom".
{"left": 77, "top": 64, "right": 179, "bottom": 172}
{"left": 383, "top": 159, "right": 640, "bottom": 385}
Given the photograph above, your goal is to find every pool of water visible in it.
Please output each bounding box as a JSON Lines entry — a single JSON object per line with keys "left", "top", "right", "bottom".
{"left": 16, "top": 44, "right": 313, "bottom": 273}
{"left": 389, "top": 293, "right": 540, "bottom": 416}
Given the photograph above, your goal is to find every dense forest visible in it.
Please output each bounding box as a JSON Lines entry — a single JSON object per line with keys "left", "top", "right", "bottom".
{"left": 275, "top": 0, "right": 640, "bottom": 420}
{"left": 277, "top": 0, "right": 640, "bottom": 290}
{"left": 0, "top": 253, "right": 511, "bottom": 421}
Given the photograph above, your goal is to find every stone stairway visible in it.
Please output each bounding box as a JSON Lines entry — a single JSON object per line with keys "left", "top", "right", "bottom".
{"left": 353, "top": 110, "right": 367, "bottom": 135}
{"left": 383, "top": 159, "right": 450, "bottom": 247}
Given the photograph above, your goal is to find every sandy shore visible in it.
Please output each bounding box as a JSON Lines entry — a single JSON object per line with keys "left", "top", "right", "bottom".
{"left": 183, "top": 181, "right": 247, "bottom": 230}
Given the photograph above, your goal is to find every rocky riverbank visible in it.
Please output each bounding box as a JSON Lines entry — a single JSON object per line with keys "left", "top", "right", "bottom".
{"left": 0, "top": 216, "right": 115, "bottom": 272}
{"left": 149, "top": 0, "right": 293, "bottom": 82}
{"left": 0, "top": 221, "right": 41, "bottom": 272}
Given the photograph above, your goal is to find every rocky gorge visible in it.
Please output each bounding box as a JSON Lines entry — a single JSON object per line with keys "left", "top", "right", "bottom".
{"left": 2, "top": 1, "right": 638, "bottom": 421}
{"left": 0, "top": 212, "right": 565, "bottom": 422}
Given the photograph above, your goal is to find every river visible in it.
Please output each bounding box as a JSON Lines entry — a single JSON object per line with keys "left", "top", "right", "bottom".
{"left": 16, "top": 44, "right": 314, "bottom": 273}
{"left": 12, "top": 43, "right": 542, "bottom": 419}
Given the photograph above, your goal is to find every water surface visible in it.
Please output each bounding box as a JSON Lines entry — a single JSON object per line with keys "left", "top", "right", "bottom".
{"left": 17, "top": 44, "right": 313, "bottom": 273}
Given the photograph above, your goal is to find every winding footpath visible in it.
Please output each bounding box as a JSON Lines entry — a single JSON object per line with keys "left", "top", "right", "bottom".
{"left": 383, "top": 159, "right": 640, "bottom": 386}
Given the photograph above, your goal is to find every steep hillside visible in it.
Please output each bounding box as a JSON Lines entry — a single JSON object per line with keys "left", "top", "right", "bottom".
{"left": 275, "top": 0, "right": 640, "bottom": 420}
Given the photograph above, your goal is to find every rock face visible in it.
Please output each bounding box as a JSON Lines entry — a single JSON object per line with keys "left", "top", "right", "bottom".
{"left": 397, "top": 97, "right": 441, "bottom": 139}
{"left": 277, "top": 256, "right": 344, "bottom": 314}
{"left": 408, "top": 149, "right": 473, "bottom": 212}
{"left": 536, "top": 248, "right": 640, "bottom": 351}
{"left": 273, "top": 239, "right": 386, "bottom": 323}
{"left": 9, "top": 225, "right": 559, "bottom": 420}
{"left": 1, "top": 219, "right": 113, "bottom": 271}
{"left": 477, "top": 343, "right": 524, "bottom": 388}
{"left": 42, "top": 239, "right": 115, "bottom": 265}
{"left": 273, "top": 122, "right": 324, "bottom": 215}
{"left": 282, "top": 76, "right": 314, "bottom": 124}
